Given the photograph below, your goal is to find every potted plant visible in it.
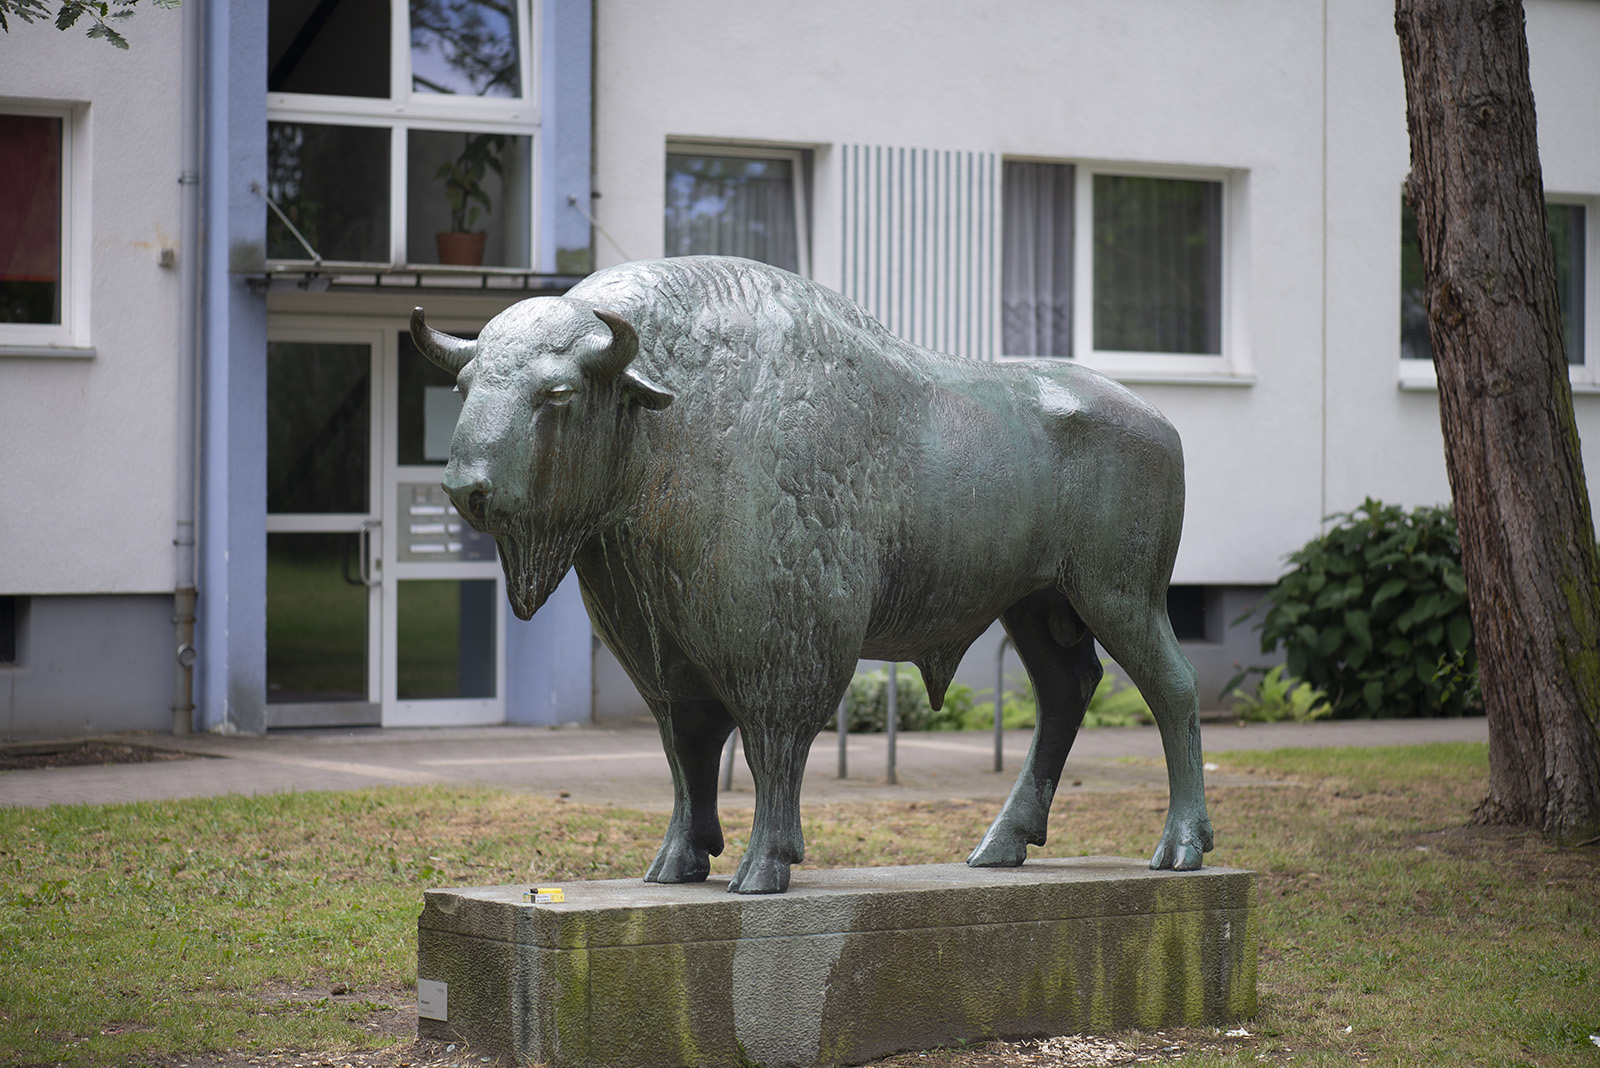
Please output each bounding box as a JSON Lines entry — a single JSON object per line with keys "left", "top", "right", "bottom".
{"left": 435, "top": 132, "right": 509, "bottom": 266}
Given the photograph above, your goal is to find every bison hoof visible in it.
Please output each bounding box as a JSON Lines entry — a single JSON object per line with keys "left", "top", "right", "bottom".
{"left": 645, "top": 843, "right": 712, "bottom": 884}
{"left": 727, "top": 858, "right": 791, "bottom": 895}
{"left": 1149, "top": 811, "right": 1214, "bottom": 871}
{"left": 966, "top": 822, "right": 1029, "bottom": 868}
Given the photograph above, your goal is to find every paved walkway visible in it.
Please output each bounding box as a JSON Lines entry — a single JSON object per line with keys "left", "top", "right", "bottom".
{"left": 0, "top": 717, "right": 1488, "bottom": 811}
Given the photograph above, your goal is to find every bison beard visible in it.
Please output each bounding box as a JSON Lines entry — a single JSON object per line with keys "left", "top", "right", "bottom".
{"left": 496, "top": 519, "right": 586, "bottom": 621}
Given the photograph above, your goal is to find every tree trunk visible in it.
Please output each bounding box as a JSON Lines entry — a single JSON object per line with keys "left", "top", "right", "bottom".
{"left": 1396, "top": 0, "right": 1600, "bottom": 844}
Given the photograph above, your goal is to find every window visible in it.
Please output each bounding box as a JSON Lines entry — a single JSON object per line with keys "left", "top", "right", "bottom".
{"left": 664, "top": 145, "right": 810, "bottom": 275}
{"left": 0, "top": 596, "right": 18, "bottom": 665}
{"left": 1002, "top": 161, "right": 1074, "bottom": 358}
{"left": 1002, "top": 161, "right": 1234, "bottom": 374}
{"left": 1, "top": 105, "right": 85, "bottom": 352}
{"left": 1402, "top": 195, "right": 1589, "bottom": 367}
{"left": 1166, "top": 585, "right": 1219, "bottom": 643}
{"left": 266, "top": 0, "right": 535, "bottom": 268}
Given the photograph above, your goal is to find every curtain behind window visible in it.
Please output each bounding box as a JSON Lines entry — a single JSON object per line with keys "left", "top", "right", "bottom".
{"left": 664, "top": 153, "right": 798, "bottom": 273}
{"left": 0, "top": 114, "right": 62, "bottom": 325}
{"left": 1001, "top": 161, "right": 1074, "bottom": 357}
{"left": 1093, "top": 175, "right": 1222, "bottom": 355}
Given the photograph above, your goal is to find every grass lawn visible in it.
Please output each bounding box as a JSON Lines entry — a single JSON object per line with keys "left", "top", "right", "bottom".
{"left": 1, "top": 741, "right": 1596, "bottom": 1066}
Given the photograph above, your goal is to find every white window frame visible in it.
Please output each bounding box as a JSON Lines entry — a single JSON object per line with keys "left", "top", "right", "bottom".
{"left": 264, "top": 0, "right": 540, "bottom": 268}
{"left": 664, "top": 141, "right": 812, "bottom": 277}
{"left": 0, "top": 100, "right": 90, "bottom": 356}
{"left": 998, "top": 158, "right": 1249, "bottom": 384}
{"left": 1399, "top": 191, "right": 1598, "bottom": 391}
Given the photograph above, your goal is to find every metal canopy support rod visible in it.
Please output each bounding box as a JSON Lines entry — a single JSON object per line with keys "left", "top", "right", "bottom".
{"left": 252, "top": 182, "right": 322, "bottom": 264}
{"left": 885, "top": 662, "right": 898, "bottom": 785}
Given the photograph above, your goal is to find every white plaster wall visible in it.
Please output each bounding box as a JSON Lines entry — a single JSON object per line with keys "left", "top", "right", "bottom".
{"left": 592, "top": 0, "right": 1328, "bottom": 585}
{"left": 1321, "top": 0, "right": 1600, "bottom": 520}
{"left": 0, "top": 14, "right": 186, "bottom": 595}
{"left": 594, "top": 0, "right": 1600, "bottom": 590}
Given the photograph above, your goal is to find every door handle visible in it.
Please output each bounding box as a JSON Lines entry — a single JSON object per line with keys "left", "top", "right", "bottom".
{"left": 359, "top": 519, "right": 381, "bottom": 587}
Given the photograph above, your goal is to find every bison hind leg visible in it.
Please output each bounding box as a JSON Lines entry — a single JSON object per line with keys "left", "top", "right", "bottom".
{"left": 1081, "top": 593, "right": 1213, "bottom": 871}
{"left": 968, "top": 591, "right": 1100, "bottom": 868}
{"left": 645, "top": 698, "right": 734, "bottom": 884}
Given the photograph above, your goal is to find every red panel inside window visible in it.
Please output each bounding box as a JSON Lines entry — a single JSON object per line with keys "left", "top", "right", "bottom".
{"left": 0, "top": 115, "right": 62, "bottom": 284}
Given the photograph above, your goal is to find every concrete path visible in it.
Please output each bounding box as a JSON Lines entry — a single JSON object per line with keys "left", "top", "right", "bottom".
{"left": 0, "top": 717, "right": 1488, "bottom": 811}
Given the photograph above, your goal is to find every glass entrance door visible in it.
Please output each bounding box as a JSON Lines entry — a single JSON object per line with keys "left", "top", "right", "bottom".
{"left": 265, "top": 320, "right": 507, "bottom": 728}
{"left": 265, "top": 335, "right": 383, "bottom": 727}
{"left": 381, "top": 327, "right": 504, "bottom": 727}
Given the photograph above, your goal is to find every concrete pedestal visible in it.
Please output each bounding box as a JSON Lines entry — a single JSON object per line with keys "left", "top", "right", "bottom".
{"left": 416, "top": 857, "right": 1256, "bottom": 1068}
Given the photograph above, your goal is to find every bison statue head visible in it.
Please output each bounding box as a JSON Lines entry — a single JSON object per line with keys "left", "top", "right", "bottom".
{"left": 411, "top": 298, "right": 674, "bottom": 619}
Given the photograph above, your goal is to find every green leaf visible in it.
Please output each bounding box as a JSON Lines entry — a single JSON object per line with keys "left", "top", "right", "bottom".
{"left": 1448, "top": 616, "right": 1472, "bottom": 655}
{"left": 1344, "top": 610, "right": 1372, "bottom": 650}
{"left": 1371, "top": 577, "right": 1410, "bottom": 608}
{"left": 1287, "top": 647, "right": 1308, "bottom": 679}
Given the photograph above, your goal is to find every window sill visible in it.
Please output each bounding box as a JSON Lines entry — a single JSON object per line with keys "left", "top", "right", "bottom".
{"left": 1098, "top": 369, "right": 1256, "bottom": 387}
{"left": 0, "top": 344, "right": 95, "bottom": 359}
{"left": 1399, "top": 364, "right": 1600, "bottom": 393}
{"left": 997, "top": 354, "right": 1253, "bottom": 386}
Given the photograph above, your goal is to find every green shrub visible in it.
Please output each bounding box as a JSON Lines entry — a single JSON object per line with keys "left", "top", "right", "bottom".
{"left": 1229, "top": 665, "right": 1333, "bottom": 723}
{"left": 843, "top": 668, "right": 977, "bottom": 733}
{"left": 953, "top": 661, "right": 1152, "bottom": 731}
{"left": 843, "top": 658, "right": 1154, "bottom": 733}
{"left": 1253, "top": 498, "right": 1480, "bottom": 718}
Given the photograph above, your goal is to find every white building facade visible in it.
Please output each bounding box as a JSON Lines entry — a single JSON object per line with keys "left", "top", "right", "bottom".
{"left": 1, "top": 0, "right": 598, "bottom": 740}
{"left": 3, "top": 0, "right": 1597, "bottom": 737}
{"left": 584, "top": 0, "right": 1600, "bottom": 711}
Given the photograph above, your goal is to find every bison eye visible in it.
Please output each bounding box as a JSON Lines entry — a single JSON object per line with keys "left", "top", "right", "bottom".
{"left": 543, "top": 386, "right": 577, "bottom": 407}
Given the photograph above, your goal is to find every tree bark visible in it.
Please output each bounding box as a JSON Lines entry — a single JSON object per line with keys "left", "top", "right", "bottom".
{"left": 1396, "top": 0, "right": 1600, "bottom": 844}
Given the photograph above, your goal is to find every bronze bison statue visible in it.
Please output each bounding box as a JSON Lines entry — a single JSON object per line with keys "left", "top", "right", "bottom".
{"left": 411, "top": 255, "right": 1212, "bottom": 894}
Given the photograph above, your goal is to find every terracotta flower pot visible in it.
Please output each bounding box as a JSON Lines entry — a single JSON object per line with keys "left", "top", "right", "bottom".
{"left": 436, "top": 231, "right": 488, "bottom": 266}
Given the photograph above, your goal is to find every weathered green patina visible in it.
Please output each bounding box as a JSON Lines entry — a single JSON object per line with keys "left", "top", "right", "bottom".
{"left": 411, "top": 256, "right": 1212, "bottom": 894}
{"left": 415, "top": 859, "right": 1258, "bottom": 1068}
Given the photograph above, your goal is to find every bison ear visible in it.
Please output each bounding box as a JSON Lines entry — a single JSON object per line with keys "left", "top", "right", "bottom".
{"left": 619, "top": 369, "right": 674, "bottom": 410}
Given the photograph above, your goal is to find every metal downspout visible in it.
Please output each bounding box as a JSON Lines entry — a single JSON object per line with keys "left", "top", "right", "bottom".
{"left": 172, "top": 0, "right": 203, "bottom": 734}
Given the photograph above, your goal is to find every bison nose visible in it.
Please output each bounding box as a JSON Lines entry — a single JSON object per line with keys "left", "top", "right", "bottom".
{"left": 443, "top": 472, "right": 494, "bottom": 528}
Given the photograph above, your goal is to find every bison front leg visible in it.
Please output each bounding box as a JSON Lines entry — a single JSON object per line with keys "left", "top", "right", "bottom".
{"left": 645, "top": 698, "right": 734, "bottom": 884}
{"left": 969, "top": 593, "right": 1101, "bottom": 867}
{"left": 727, "top": 723, "right": 817, "bottom": 894}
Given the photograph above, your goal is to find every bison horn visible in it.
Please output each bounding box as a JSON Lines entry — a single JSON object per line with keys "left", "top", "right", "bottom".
{"left": 410, "top": 307, "right": 477, "bottom": 377}
{"left": 580, "top": 309, "right": 640, "bottom": 381}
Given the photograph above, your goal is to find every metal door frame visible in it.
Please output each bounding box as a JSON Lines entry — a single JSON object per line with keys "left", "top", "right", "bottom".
{"left": 265, "top": 314, "right": 508, "bottom": 728}
{"left": 379, "top": 319, "right": 506, "bottom": 727}
{"left": 264, "top": 324, "right": 386, "bottom": 727}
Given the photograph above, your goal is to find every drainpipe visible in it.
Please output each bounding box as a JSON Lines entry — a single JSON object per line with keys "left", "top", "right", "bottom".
{"left": 172, "top": 0, "right": 203, "bottom": 734}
